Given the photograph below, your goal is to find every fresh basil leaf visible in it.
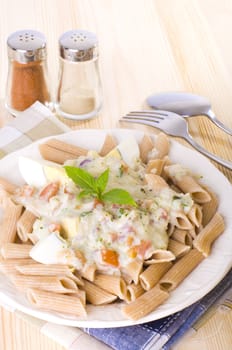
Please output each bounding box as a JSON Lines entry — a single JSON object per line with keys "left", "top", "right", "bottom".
{"left": 64, "top": 166, "right": 96, "bottom": 191}
{"left": 95, "top": 168, "right": 109, "bottom": 194}
{"left": 78, "top": 189, "right": 94, "bottom": 199}
{"left": 102, "top": 188, "right": 137, "bottom": 206}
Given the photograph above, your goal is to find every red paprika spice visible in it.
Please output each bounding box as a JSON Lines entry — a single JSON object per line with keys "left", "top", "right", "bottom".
{"left": 6, "top": 30, "right": 50, "bottom": 114}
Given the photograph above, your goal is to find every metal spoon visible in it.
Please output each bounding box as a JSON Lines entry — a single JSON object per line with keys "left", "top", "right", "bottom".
{"left": 146, "top": 91, "right": 232, "bottom": 136}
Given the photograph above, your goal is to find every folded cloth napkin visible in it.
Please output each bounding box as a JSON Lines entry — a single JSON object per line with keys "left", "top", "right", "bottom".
{"left": 0, "top": 102, "right": 231, "bottom": 350}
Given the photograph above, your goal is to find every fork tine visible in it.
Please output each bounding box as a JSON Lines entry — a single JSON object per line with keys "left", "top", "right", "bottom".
{"left": 120, "top": 117, "right": 164, "bottom": 132}
{"left": 129, "top": 110, "right": 170, "bottom": 117}
{"left": 124, "top": 114, "right": 163, "bottom": 123}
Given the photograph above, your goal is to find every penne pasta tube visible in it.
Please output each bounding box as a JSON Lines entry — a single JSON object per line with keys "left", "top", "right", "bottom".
{"left": 167, "top": 239, "right": 190, "bottom": 258}
{"left": 0, "top": 177, "right": 18, "bottom": 194}
{"left": 159, "top": 249, "right": 204, "bottom": 291}
{"left": 139, "top": 261, "right": 172, "bottom": 290}
{"left": 80, "top": 263, "right": 96, "bottom": 282}
{"left": 122, "top": 259, "right": 143, "bottom": 284}
{"left": 100, "top": 134, "right": 117, "bottom": 156}
{"left": 145, "top": 173, "right": 169, "bottom": 192}
{"left": 122, "top": 285, "right": 169, "bottom": 320}
{"left": 16, "top": 263, "right": 84, "bottom": 286}
{"left": 27, "top": 288, "right": 87, "bottom": 316}
{"left": 39, "top": 139, "right": 88, "bottom": 164}
{"left": 9, "top": 274, "right": 78, "bottom": 293}
{"left": 170, "top": 211, "right": 193, "bottom": 230}
{"left": 152, "top": 132, "right": 170, "bottom": 159}
{"left": 171, "top": 228, "right": 192, "bottom": 246}
{"left": 145, "top": 249, "right": 175, "bottom": 264}
{"left": 125, "top": 283, "right": 144, "bottom": 303}
{"left": 17, "top": 209, "right": 37, "bottom": 242}
{"left": 193, "top": 212, "right": 225, "bottom": 257}
{"left": 0, "top": 200, "right": 23, "bottom": 246}
{"left": 145, "top": 158, "right": 166, "bottom": 176}
{"left": 1, "top": 243, "right": 32, "bottom": 259}
{"left": 94, "top": 273, "right": 127, "bottom": 299}
{"left": 42, "top": 139, "right": 88, "bottom": 158}
{"left": 165, "top": 168, "right": 211, "bottom": 204}
{"left": 82, "top": 279, "right": 117, "bottom": 305}
{"left": 139, "top": 134, "right": 154, "bottom": 163}
{"left": 0, "top": 258, "right": 37, "bottom": 275}
{"left": 187, "top": 204, "right": 202, "bottom": 228}
{"left": 201, "top": 187, "right": 218, "bottom": 227}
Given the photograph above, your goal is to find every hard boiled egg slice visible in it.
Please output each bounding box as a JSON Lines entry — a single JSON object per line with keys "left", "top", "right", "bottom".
{"left": 29, "top": 232, "right": 68, "bottom": 264}
{"left": 105, "top": 137, "right": 140, "bottom": 168}
{"left": 18, "top": 156, "right": 68, "bottom": 187}
{"left": 117, "top": 137, "right": 140, "bottom": 168}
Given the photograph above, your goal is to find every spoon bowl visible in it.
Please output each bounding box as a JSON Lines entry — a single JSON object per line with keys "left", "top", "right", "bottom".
{"left": 146, "top": 92, "right": 232, "bottom": 135}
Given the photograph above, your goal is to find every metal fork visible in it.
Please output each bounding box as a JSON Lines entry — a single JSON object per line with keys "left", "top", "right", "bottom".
{"left": 121, "top": 110, "right": 232, "bottom": 170}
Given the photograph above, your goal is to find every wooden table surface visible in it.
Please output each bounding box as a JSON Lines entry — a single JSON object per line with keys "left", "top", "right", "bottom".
{"left": 0, "top": 0, "right": 231, "bottom": 349}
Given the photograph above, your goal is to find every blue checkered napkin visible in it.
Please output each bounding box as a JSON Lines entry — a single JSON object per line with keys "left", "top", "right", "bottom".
{"left": 83, "top": 267, "right": 232, "bottom": 350}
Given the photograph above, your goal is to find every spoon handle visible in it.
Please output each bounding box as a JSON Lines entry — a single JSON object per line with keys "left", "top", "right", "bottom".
{"left": 184, "top": 134, "right": 232, "bottom": 170}
{"left": 206, "top": 110, "right": 232, "bottom": 136}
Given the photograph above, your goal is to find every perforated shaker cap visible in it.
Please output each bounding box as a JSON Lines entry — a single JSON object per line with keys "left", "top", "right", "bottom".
{"left": 7, "top": 29, "right": 47, "bottom": 63}
{"left": 59, "top": 30, "right": 98, "bottom": 62}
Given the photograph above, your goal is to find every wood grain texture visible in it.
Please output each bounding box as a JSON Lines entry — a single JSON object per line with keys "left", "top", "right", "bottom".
{"left": 0, "top": 0, "right": 231, "bottom": 349}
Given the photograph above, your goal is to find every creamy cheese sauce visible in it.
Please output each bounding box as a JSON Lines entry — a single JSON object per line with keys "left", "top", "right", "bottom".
{"left": 15, "top": 151, "right": 193, "bottom": 274}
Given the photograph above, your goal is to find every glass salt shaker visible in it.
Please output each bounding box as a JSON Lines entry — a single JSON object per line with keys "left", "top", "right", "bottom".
{"left": 55, "top": 29, "right": 102, "bottom": 120}
{"left": 6, "top": 29, "right": 51, "bottom": 116}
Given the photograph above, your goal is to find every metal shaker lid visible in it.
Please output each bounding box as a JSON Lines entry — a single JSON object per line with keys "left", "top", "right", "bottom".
{"left": 59, "top": 30, "right": 98, "bottom": 62}
{"left": 7, "top": 29, "right": 47, "bottom": 63}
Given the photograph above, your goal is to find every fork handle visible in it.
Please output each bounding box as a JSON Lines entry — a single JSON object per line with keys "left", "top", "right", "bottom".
{"left": 206, "top": 110, "right": 232, "bottom": 136}
{"left": 184, "top": 134, "right": 232, "bottom": 170}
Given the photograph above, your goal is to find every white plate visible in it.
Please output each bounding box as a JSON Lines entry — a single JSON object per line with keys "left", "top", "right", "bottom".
{"left": 0, "top": 128, "right": 231, "bottom": 328}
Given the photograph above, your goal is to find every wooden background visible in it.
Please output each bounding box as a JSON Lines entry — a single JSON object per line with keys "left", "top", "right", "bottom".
{"left": 0, "top": 0, "right": 231, "bottom": 349}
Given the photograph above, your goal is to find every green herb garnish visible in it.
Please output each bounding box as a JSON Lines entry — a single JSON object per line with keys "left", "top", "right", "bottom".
{"left": 64, "top": 166, "right": 137, "bottom": 206}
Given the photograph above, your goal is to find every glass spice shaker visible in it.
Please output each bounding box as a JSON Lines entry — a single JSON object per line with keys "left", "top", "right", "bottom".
{"left": 6, "top": 29, "right": 51, "bottom": 116}
{"left": 55, "top": 29, "right": 102, "bottom": 120}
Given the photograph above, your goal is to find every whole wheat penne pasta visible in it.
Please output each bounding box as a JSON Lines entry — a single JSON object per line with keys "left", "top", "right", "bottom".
{"left": 0, "top": 200, "right": 23, "bottom": 246}
{"left": 145, "top": 173, "right": 169, "bottom": 192}
{"left": 27, "top": 288, "right": 87, "bottom": 316}
{"left": 201, "top": 187, "right": 218, "bottom": 227}
{"left": 83, "top": 279, "right": 117, "bottom": 305}
{"left": 152, "top": 132, "right": 170, "bottom": 159}
{"left": 123, "top": 259, "right": 143, "bottom": 284}
{"left": 145, "top": 158, "right": 166, "bottom": 176}
{"left": 139, "top": 134, "right": 154, "bottom": 163}
{"left": 42, "top": 139, "right": 88, "bottom": 157}
{"left": 170, "top": 211, "right": 193, "bottom": 230}
{"left": 10, "top": 274, "right": 78, "bottom": 293}
{"left": 159, "top": 249, "right": 204, "bottom": 291}
{"left": 94, "top": 273, "right": 127, "bottom": 299}
{"left": 165, "top": 167, "right": 211, "bottom": 204}
{"left": 1, "top": 243, "right": 32, "bottom": 259}
{"left": 100, "top": 134, "right": 117, "bottom": 156}
{"left": 66, "top": 289, "right": 86, "bottom": 305}
{"left": 145, "top": 249, "right": 175, "bottom": 264}
{"left": 0, "top": 258, "right": 37, "bottom": 275}
{"left": 0, "top": 177, "right": 18, "bottom": 194}
{"left": 171, "top": 228, "right": 193, "bottom": 246}
{"left": 125, "top": 283, "right": 144, "bottom": 302}
{"left": 122, "top": 285, "right": 169, "bottom": 320}
{"left": 17, "top": 209, "right": 37, "bottom": 242}
{"left": 39, "top": 139, "right": 88, "bottom": 164}
{"left": 187, "top": 204, "right": 202, "bottom": 228}
{"left": 167, "top": 239, "right": 190, "bottom": 258}
{"left": 39, "top": 144, "right": 77, "bottom": 164}
{"left": 139, "top": 261, "right": 172, "bottom": 290}
{"left": 193, "top": 212, "right": 225, "bottom": 257}
{"left": 16, "top": 263, "right": 84, "bottom": 286}
{"left": 80, "top": 263, "right": 96, "bottom": 281}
